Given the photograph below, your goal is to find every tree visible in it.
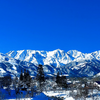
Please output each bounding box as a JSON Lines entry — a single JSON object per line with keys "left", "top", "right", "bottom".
{"left": 3, "top": 74, "right": 12, "bottom": 87}
{"left": 56, "top": 72, "right": 60, "bottom": 85}
{"left": 3, "top": 74, "right": 12, "bottom": 95}
{"left": 61, "top": 75, "right": 67, "bottom": 88}
{"left": 19, "top": 69, "right": 32, "bottom": 90}
{"left": 56, "top": 72, "right": 67, "bottom": 88}
{"left": 26, "top": 70, "right": 32, "bottom": 88}
{"left": 23, "top": 69, "right": 27, "bottom": 82}
{"left": 20, "top": 70, "right": 23, "bottom": 81}
{"left": 36, "top": 64, "right": 45, "bottom": 91}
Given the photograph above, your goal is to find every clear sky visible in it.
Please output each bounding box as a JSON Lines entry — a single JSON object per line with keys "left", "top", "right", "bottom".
{"left": 0, "top": 0, "right": 100, "bottom": 54}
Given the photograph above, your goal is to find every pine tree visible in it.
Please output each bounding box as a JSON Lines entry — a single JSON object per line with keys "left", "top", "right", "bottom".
{"left": 36, "top": 64, "right": 45, "bottom": 91}
{"left": 61, "top": 75, "right": 67, "bottom": 88}
{"left": 23, "top": 69, "right": 27, "bottom": 82}
{"left": 20, "top": 70, "right": 23, "bottom": 81}
{"left": 56, "top": 72, "right": 67, "bottom": 88}
{"left": 56, "top": 72, "right": 60, "bottom": 85}
{"left": 19, "top": 69, "right": 32, "bottom": 90}
{"left": 3, "top": 74, "right": 12, "bottom": 87}
{"left": 26, "top": 70, "right": 32, "bottom": 88}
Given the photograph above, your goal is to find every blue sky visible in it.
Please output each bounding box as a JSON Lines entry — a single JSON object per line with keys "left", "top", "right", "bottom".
{"left": 0, "top": 0, "right": 100, "bottom": 53}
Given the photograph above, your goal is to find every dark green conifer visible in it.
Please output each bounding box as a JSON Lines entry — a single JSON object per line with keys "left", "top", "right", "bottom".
{"left": 56, "top": 72, "right": 60, "bottom": 85}
{"left": 20, "top": 69, "right": 23, "bottom": 81}
{"left": 36, "top": 64, "right": 45, "bottom": 91}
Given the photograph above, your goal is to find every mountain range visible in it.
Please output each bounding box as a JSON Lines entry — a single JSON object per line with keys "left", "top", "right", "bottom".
{"left": 0, "top": 49, "right": 100, "bottom": 77}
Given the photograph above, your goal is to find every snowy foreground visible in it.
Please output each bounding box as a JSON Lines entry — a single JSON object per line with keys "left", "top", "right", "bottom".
{"left": 43, "top": 90, "right": 100, "bottom": 100}
{"left": 1, "top": 88, "right": 73, "bottom": 100}
{"left": 6, "top": 97, "right": 74, "bottom": 100}
{"left": 2, "top": 88, "right": 100, "bottom": 100}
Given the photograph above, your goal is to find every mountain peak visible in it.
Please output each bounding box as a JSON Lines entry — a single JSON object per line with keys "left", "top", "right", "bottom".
{"left": 5, "top": 49, "right": 100, "bottom": 67}
{"left": 1, "top": 49, "right": 100, "bottom": 77}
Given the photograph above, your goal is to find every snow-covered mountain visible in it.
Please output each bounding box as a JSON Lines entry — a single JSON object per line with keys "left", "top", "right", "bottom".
{"left": 0, "top": 49, "right": 100, "bottom": 77}
{"left": 6, "top": 49, "right": 100, "bottom": 67}
{"left": 0, "top": 53, "right": 38, "bottom": 77}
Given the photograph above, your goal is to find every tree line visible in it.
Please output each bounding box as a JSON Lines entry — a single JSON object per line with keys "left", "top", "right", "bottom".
{"left": 0, "top": 64, "right": 68, "bottom": 99}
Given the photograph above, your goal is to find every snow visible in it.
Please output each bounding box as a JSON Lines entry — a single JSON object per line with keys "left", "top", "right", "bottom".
{"left": 7, "top": 49, "right": 100, "bottom": 68}
{"left": 0, "top": 87, "right": 75, "bottom": 100}
{"left": 94, "top": 72, "right": 100, "bottom": 77}
{"left": 7, "top": 49, "right": 100, "bottom": 67}
{"left": 65, "top": 97, "right": 74, "bottom": 100}
{"left": 0, "top": 49, "right": 99, "bottom": 78}
{"left": 0, "top": 68, "right": 6, "bottom": 73}
{"left": 1, "top": 86, "right": 100, "bottom": 100}
{"left": 1, "top": 88, "right": 49, "bottom": 100}
{"left": 6, "top": 98, "right": 30, "bottom": 100}
{"left": 15, "top": 50, "right": 25, "bottom": 59}
{"left": 43, "top": 90, "right": 74, "bottom": 100}
{"left": 6, "top": 97, "right": 75, "bottom": 100}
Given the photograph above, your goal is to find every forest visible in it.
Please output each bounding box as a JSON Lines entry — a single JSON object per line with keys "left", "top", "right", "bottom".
{"left": 0, "top": 64, "right": 100, "bottom": 100}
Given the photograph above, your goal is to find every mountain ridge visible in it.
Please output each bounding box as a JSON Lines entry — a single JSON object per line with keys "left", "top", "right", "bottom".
{"left": 0, "top": 49, "right": 99, "bottom": 78}
{"left": 6, "top": 49, "right": 100, "bottom": 67}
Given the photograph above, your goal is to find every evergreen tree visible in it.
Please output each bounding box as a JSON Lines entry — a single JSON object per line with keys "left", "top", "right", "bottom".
{"left": 61, "top": 75, "right": 67, "bottom": 88}
{"left": 23, "top": 69, "right": 27, "bottom": 82}
{"left": 56, "top": 72, "right": 67, "bottom": 88}
{"left": 20, "top": 70, "right": 23, "bottom": 81}
{"left": 19, "top": 69, "right": 32, "bottom": 90}
{"left": 3, "top": 74, "right": 12, "bottom": 87}
{"left": 26, "top": 70, "right": 32, "bottom": 88}
{"left": 56, "top": 72, "right": 60, "bottom": 85}
{"left": 36, "top": 64, "right": 45, "bottom": 91}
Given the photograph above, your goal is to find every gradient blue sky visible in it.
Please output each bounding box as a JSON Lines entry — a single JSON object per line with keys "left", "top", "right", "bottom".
{"left": 0, "top": 0, "right": 100, "bottom": 53}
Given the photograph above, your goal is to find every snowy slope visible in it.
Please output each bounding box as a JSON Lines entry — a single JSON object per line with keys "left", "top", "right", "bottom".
{"left": 0, "top": 49, "right": 99, "bottom": 77}
{"left": 0, "top": 52, "right": 58, "bottom": 78}
{"left": 6, "top": 49, "right": 70, "bottom": 67}
{"left": 0, "top": 53, "right": 38, "bottom": 77}
{"left": 6, "top": 49, "right": 100, "bottom": 67}
{"left": 62, "top": 59, "right": 100, "bottom": 77}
